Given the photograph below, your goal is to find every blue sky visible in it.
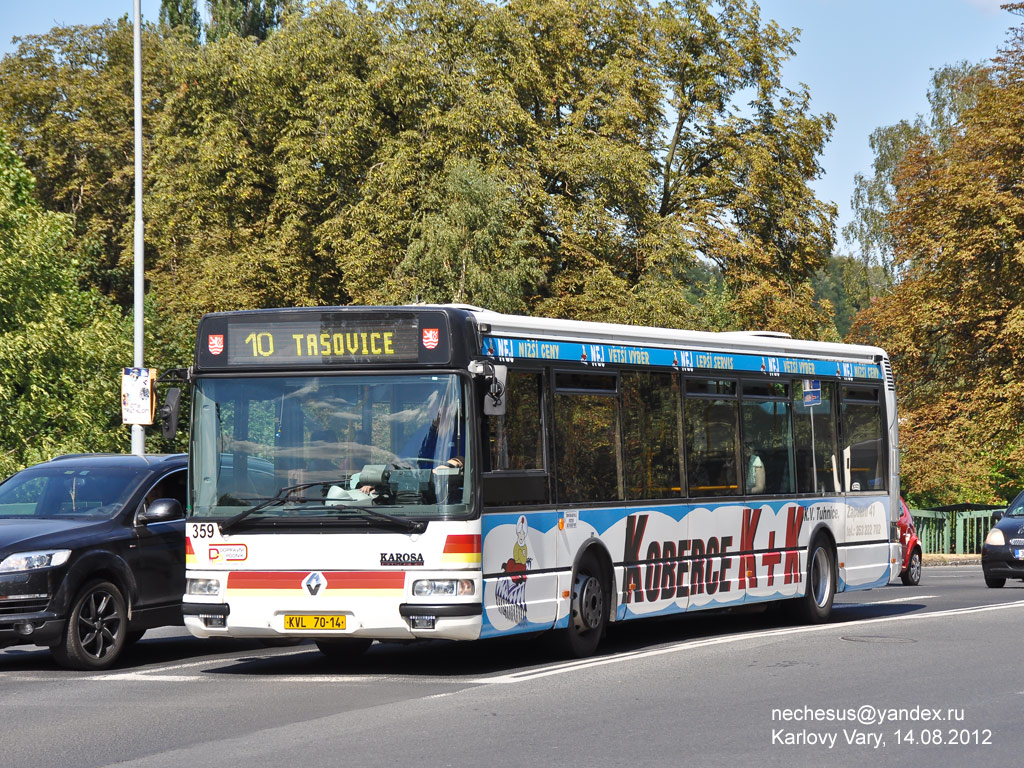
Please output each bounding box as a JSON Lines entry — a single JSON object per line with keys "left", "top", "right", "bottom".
{"left": 0, "top": 0, "right": 1016, "bottom": 250}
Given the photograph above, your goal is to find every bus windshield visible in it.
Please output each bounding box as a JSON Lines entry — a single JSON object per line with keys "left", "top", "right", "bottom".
{"left": 190, "top": 373, "right": 472, "bottom": 524}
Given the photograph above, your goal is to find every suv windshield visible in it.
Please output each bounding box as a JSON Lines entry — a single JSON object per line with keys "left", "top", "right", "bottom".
{"left": 0, "top": 466, "right": 142, "bottom": 520}
{"left": 1005, "top": 491, "right": 1024, "bottom": 517}
{"left": 190, "top": 373, "right": 473, "bottom": 524}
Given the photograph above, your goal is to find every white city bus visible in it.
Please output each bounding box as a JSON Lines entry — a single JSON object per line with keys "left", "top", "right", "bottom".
{"left": 179, "top": 305, "right": 900, "bottom": 657}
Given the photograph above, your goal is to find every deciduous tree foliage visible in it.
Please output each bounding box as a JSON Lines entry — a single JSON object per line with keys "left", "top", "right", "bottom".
{"left": 851, "top": 15, "right": 1024, "bottom": 504}
{"left": 0, "top": 20, "right": 173, "bottom": 305}
{"left": 0, "top": 0, "right": 839, "bottom": 469}
{"left": 206, "top": 0, "right": 295, "bottom": 42}
{"left": 160, "top": 0, "right": 202, "bottom": 43}
{"left": 0, "top": 135, "right": 132, "bottom": 477}
{"left": 145, "top": 0, "right": 837, "bottom": 340}
{"left": 844, "top": 62, "right": 990, "bottom": 290}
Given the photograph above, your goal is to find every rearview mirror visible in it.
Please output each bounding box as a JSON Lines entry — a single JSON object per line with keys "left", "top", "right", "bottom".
{"left": 483, "top": 365, "right": 507, "bottom": 417}
{"left": 158, "top": 387, "right": 181, "bottom": 439}
{"left": 137, "top": 498, "right": 184, "bottom": 525}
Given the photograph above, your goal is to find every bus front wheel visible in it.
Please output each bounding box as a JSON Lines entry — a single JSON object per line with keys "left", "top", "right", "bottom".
{"left": 556, "top": 554, "right": 608, "bottom": 658}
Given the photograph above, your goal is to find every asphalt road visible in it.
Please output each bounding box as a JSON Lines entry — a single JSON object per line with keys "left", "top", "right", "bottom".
{"left": 1, "top": 564, "right": 1021, "bottom": 768}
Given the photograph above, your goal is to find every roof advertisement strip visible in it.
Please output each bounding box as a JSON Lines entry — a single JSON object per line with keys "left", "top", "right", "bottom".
{"left": 481, "top": 336, "right": 883, "bottom": 381}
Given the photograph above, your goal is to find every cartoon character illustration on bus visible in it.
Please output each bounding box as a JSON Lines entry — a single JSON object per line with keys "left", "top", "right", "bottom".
{"left": 496, "top": 515, "right": 532, "bottom": 624}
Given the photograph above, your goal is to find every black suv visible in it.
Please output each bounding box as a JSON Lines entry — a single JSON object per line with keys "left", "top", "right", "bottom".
{"left": 0, "top": 454, "right": 187, "bottom": 670}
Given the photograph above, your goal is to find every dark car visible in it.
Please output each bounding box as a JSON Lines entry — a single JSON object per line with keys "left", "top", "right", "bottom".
{"left": 982, "top": 490, "right": 1024, "bottom": 588}
{"left": 0, "top": 454, "right": 187, "bottom": 669}
{"left": 897, "top": 497, "right": 922, "bottom": 586}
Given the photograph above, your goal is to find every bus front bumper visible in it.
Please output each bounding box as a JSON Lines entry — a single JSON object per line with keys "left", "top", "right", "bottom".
{"left": 183, "top": 599, "right": 482, "bottom": 641}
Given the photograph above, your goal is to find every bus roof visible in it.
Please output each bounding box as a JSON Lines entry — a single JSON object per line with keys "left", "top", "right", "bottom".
{"left": 193, "top": 305, "right": 890, "bottom": 383}
{"left": 468, "top": 307, "right": 887, "bottom": 364}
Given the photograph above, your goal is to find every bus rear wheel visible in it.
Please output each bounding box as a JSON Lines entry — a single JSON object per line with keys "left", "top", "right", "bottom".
{"left": 793, "top": 538, "right": 835, "bottom": 624}
{"left": 555, "top": 554, "right": 608, "bottom": 658}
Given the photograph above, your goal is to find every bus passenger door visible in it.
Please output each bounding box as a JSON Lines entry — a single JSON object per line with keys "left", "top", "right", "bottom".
{"left": 551, "top": 375, "right": 624, "bottom": 628}
{"left": 479, "top": 369, "right": 560, "bottom": 638}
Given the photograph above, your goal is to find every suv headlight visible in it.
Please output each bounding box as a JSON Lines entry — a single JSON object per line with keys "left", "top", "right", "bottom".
{"left": 985, "top": 528, "right": 1005, "bottom": 546}
{"left": 0, "top": 549, "right": 72, "bottom": 573}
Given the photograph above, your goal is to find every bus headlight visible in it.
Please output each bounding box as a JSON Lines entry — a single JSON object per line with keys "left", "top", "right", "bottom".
{"left": 985, "top": 528, "right": 1005, "bottom": 547}
{"left": 412, "top": 579, "right": 475, "bottom": 597}
{"left": 187, "top": 578, "right": 222, "bottom": 596}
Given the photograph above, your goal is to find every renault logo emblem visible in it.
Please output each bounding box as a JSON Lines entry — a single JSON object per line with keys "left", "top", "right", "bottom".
{"left": 304, "top": 572, "right": 325, "bottom": 596}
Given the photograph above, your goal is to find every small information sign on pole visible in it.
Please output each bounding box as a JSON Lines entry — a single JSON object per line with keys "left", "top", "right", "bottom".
{"left": 121, "top": 367, "right": 157, "bottom": 426}
{"left": 802, "top": 379, "right": 822, "bottom": 407}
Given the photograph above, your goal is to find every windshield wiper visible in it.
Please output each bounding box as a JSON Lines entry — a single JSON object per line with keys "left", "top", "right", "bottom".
{"left": 320, "top": 505, "right": 426, "bottom": 533}
{"left": 219, "top": 481, "right": 332, "bottom": 533}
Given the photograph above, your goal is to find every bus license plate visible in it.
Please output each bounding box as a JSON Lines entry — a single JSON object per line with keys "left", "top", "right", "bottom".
{"left": 284, "top": 614, "right": 346, "bottom": 630}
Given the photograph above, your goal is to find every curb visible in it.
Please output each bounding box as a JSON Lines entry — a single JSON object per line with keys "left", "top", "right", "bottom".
{"left": 922, "top": 554, "right": 980, "bottom": 566}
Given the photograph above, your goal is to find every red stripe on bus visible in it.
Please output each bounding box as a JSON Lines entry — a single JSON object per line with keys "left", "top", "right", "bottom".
{"left": 442, "top": 535, "right": 481, "bottom": 554}
{"left": 227, "top": 572, "right": 304, "bottom": 590}
{"left": 185, "top": 538, "right": 195, "bottom": 556}
{"left": 322, "top": 572, "right": 405, "bottom": 589}
{"left": 226, "top": 571, "right": 406, "bottom": 590}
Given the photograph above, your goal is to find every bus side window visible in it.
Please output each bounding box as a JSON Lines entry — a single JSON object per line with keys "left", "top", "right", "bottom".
{"left": 740, "top": 381, "right": 793, "bottom": 495}
{"left": 485, "top": 371, "right": 544, "bottom": 472}
{"left": 684, "top": 379, "right": 740, "bottom": 497}
{"left": 841, "top": 387, "right": 886, "bottom": 492}
{"left": 793, "top": 381, "right": 841, "bottom": 494}
{"left": 552, "top": 372, "right": 622, "bottom": 504}
{"left": 622, "top": 371, "right": 683, "bottom": 500}
{"left": 482, "top": 371, "right": 548, "bottom": 507}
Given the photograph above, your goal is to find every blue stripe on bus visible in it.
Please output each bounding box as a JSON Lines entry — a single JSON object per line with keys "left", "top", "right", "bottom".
{"left": 481, "top": 336, "right": 883, "bottom": 381}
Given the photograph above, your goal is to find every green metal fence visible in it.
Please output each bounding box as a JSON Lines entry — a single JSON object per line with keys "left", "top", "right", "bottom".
{"left": 910, "top": 506, "right": 1004, "bottom": 555}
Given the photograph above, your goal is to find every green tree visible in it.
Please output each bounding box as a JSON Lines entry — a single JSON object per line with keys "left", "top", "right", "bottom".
{"left": 0, "top": 0, "right": 841, "bottom": 388}
{"left": 811, "top": 253, "right": 886, "bottom": 338}
{"left": 160, "top": 0, "right": 203, "bottom": 43}
{"left": 0, "top": 20, "right": 174, "bottom": 305}
{"left": 851, "top": 13, "right": 1024, "bottom": 504}
{"left": 844, "top": 61, "right": 990, "bottom": 287}
{"left": 147, "top": 0, "right": 836, "bottom": 338}
{"left": 206, "top": 0, "right": 294, "bottom": 42}
{"left": 399, "top": 160, "right": 542, "bottom": 312}
{"left": 0, "top": 135, "right": 132, "bottom": 477}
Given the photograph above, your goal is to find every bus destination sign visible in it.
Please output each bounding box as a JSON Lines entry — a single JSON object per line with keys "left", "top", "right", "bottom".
{"left": 196, "top": 311, "right": 452, "bottom": 368}
{"left": 227, "top": 320, "right": 420, "bottom": 365}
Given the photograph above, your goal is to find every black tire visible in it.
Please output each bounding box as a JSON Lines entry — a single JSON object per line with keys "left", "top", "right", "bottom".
{"left": 554, "top": 554, "right": 608, "bottom": 658}
{"left": 315, "top": 637, "right": 373, "bottom": 658}
{"left": 51, "top": 579, "right": 128, "bottom": 671}
{"left": 900, "top": 550, "right": 922, "bottom": 586}
{"left": 985, "top": 575, "right": 1006, "bottom": 588}
{"left": 794, "top": 538, "right": 835, "bottom": 624}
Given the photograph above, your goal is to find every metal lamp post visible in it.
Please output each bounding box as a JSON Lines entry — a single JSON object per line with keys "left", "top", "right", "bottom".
{"left": 131, "top": 0, "right": 145, "bottom": 456}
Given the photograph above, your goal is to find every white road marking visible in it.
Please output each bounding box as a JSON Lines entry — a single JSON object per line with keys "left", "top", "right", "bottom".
{"left": 841, "top": 594, "right": 938, "bottom": 605}
{"left": 7, "top": 599, "right": 1024, "bottom": 685}
{"left": 469, "top": 599, "right": 1024, "bottom": 684}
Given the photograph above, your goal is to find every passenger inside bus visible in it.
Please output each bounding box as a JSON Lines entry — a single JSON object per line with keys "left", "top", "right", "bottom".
{"left": 744, "top": 439, "right": 766, "bottom": 494}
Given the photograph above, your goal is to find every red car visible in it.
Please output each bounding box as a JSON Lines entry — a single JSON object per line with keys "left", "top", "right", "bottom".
{"left": 897, "top": 497, "right": 922, "bottom": 586}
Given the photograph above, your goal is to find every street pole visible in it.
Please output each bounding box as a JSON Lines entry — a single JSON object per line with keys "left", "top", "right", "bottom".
{"left": 131, "top": 0, "right": 145, "bottom": 456}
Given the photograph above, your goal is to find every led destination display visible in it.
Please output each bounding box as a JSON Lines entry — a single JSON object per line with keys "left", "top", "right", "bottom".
{"left": 196, "top": 311, "right": 452, "bottom": 368}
